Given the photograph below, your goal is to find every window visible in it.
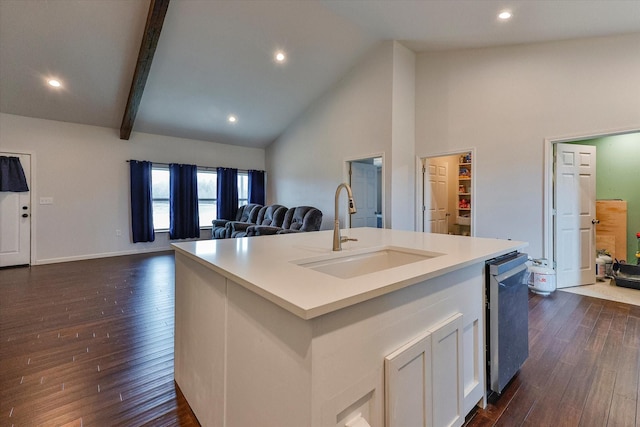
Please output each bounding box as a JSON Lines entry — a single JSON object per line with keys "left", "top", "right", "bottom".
{"left": 197, "top": 169, "right": 217, "bottom": 228}
{"left": 238, "top": 171, "right": 248, "bottom": 207}
{"left": 151, "top": 167, "right": 170, "bottom": 230}
{"left": 151, "top": 166, "right": 250, "bottom": 231}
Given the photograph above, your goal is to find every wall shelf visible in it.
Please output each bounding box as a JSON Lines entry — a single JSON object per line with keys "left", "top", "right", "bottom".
{"left": 457, "top": 153, "right": 472, "bottom": 233}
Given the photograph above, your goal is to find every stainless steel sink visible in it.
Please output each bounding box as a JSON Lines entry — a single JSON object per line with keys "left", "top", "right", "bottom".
{"left": 295, "top": 247, "right": 443, "bottom": 279}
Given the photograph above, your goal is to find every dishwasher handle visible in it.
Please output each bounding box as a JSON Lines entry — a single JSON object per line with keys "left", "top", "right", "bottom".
{"left": 488, "top": 252, "right": 528, "bottom": 275}
{"left": 494, "top": 263, "right": 528, "bottom": 286}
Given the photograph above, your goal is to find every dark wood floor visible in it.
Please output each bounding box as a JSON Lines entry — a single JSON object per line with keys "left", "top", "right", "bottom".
{"left": 2, "top": 252, "right": 639, "bottom": 426}
{"left": 0, "top": 252, "right": 199, "bottom": 426}
{"left": 466, "top": 285, "right": 640, "bottom": 427}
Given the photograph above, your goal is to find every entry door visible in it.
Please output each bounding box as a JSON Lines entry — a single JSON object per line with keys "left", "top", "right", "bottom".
{"left": 0, "top": 152, "right": 31, "bottom": 267}
{"left": 554, "top": 143, "right": 596, "bottom": 288}
{"left": 423, "top": 158, "right": 448, "bottom": 234}
{"left": 350, "top": 162, "right": 378, "bottom": 228}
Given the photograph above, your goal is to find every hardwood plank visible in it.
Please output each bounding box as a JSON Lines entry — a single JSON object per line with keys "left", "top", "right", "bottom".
{"left": 492, "top": 382, "right": 541, "bottom": 427}
{"left": 0, "top": 252, "right": 199, "bottom": 426}
{"left": 521, "top": 360, "right": 574, "bottom": 426}
{"left": 608, "top": 395, "right": 637, "bottom": 427}
{"left": 558, "top": 349, "right": 599, "bottom": 418}
{"left": 579, "top": 365, "right": 616, "bottom": 426}
{"left": 623, "top": 315, "right": 640, "bottom": 348}
{"left": 612, "top": 344, "right": 640, "bottom": 400}
{"left": 584, "top": 306, "right": 614, "bottom": 353}
{"left": 556, "top": 297, "right": 599, "bottom": 341}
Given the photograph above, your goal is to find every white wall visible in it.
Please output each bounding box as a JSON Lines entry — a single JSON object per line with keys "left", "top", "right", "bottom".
{"left": 266, "top": 42, "right": 395, "bottom": 230}
{"left": 0, "top": 113, "right": 265, "bottom": 264}
{"left": 391, "top": 41, "right": 416, "bottom": 230}
{"left": 415, "top": 33, "right": 640, "bottom": 258}
{"left": 266, "top": 41, "right": 403, "bottom": 231}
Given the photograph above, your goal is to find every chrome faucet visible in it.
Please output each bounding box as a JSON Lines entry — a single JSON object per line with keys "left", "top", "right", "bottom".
{"left": 333, "top": 183, "right": 358, "bottom": 251}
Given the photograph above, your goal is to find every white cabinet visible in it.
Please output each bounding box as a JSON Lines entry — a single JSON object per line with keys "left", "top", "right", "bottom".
{"left": 385, "top": 314, "right": 464, "bottom": 427}
{"left": 385, "top": 331, "right": 433, "bottom": 427}
{"left": 431, "top": 314, "right": 464, "bottom": 427}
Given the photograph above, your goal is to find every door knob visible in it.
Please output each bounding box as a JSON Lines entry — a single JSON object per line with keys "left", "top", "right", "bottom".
{"left": 22, "top": 213, "right": 29, "bottom": 218}
{"left": 592, "top": 219, "right": 600, "bottom": 224}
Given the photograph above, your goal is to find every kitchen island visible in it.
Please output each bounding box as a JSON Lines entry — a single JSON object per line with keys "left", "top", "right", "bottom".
{"left": 172, "top": 228, "right": 526, "bottom": 427}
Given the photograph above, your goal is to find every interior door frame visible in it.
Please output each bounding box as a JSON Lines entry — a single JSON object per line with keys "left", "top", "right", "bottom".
{"left": 543, "top": 126, "right": 639, "bottom": 269}
{"left": 416, "top": 148, "right": 476, "bottom": 235}
{"left": 1, "top": 149, "right": 36, "bottom": 266}
{"left": 344, "top": 152, "right": 385, "bottom": 229}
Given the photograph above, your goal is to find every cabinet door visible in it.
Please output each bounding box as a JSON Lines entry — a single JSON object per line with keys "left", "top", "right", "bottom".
{"left": 385, "top": 331, "right": 433, "bottom": 427}
{"left": 430, "top": 313, "right": 464, "bottom": 427}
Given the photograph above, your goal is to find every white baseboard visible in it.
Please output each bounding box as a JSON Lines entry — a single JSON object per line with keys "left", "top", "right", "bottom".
{"left": 35, "top": 246, "right": 173, "bottom": 265}
{"left": 34, "top": 229, "right": 213, "bottom": 265}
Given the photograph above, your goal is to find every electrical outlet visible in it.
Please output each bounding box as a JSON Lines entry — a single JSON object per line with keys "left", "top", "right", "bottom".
{"left": 39, "top": 197, "right": 54, "bottom": 205}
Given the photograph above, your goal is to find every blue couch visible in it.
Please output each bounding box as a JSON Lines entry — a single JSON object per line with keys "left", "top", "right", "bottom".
{"left": 213, "top": 204, "right": 323, "bottom": 239}
{"left": 246, "top": 206, "right": 323, "bottom": 236}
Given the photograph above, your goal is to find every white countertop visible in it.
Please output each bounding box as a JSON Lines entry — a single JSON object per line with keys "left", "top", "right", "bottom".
{"left": 172, "top": 228, "right": 526, "bottom": 319}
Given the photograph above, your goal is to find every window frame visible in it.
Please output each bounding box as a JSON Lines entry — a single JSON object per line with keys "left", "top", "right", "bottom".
{"left": 150, "top": 166, "right": 251, "bottom": 232}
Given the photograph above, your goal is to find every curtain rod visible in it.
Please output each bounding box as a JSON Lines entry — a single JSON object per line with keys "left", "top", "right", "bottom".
{"left": 125, "top": 160, "right": 260, "bottom": 173}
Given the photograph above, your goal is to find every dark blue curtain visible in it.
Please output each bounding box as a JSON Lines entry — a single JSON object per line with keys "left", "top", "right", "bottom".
{"left": 170, "top": 163, "right": 200, "bottom": 240}
{"left": 217, "top": 167, "right": 238, "bottom": 220}
{"left": 248, "top": 169, "right": 265, "bottom": 205}
{"left": 0, "top": 156, "right": 29, "bottom": 192}
{"left": 129, "top": 160, "right": 155, "bottom": 243}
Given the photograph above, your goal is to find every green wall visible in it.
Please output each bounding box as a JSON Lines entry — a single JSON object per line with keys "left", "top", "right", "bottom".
{"left": 575, "top": 133, "right": 640, "bottom": 263}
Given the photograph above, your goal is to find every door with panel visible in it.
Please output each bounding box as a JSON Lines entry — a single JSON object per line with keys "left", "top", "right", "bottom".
{"left": 554, "top": 143, "right": 597, "bottom": 288}
{"left": 423, "top": 158, "right": 449, "bottom": 234}
{"left": 0, "top": 152, "right": 31, "bottom": 267}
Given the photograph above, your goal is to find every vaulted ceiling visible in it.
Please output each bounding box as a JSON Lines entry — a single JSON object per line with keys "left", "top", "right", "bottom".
{"left": 1, "top": 0, "right": 639, "bottom": 148}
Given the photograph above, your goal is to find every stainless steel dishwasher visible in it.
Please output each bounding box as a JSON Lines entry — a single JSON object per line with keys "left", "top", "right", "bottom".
{"left": 486, "top": 251, "right": 529, "bottom": 395}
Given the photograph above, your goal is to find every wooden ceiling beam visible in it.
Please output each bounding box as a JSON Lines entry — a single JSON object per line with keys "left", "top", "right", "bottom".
{"left": 120, "top": 0, "right": 170, "bottom": 140}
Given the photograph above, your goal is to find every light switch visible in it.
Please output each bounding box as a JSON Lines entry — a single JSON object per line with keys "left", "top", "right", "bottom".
{"left": 40, "top": 197, "right": 54, "bottom": 205}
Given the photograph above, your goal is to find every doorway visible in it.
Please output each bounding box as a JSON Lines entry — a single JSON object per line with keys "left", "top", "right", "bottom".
{"left": 347, "top": 156, "right": 383, "bottom": 229}
{"left": 0, "top": 152, "right": 32, "bottom": 267}
{"left": 544, "top": 129, "right": 640, "bottom": 288}
{"left": 421, "top": 150, "right": 474, "bottom": 236}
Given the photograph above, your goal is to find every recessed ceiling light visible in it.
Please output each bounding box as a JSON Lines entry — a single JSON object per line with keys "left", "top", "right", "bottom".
{"left": 48, "top": 79, "right": 62, "bottom": 88}
{"left": 498, "top": 10, "right": 512, "bottom": 20}
{"left": 274, "top": 51, "right": 286, "bottom": 63}
{"left": 227, "top": 115, "right": 237, "bottom": 123}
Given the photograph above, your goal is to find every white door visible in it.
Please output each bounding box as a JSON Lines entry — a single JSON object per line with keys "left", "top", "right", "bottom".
{"left": 0, "top": 152, "right": 31, "bottom": 267}
{"left": 554, "top": 143, "right": 596, "bottom": 288}
{"left": 350, "top": 162, "right": 378, "bottom": 228}
{"left": 423, "top": 158, "right": 449, "bottom": 234}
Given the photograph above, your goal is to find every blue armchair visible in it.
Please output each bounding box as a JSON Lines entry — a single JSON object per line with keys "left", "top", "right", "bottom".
{"left": 211, "top": 203, "right": 262, "bottom": 239}
{"left": 230, "top": 204, "right": 287, "bottom": 238}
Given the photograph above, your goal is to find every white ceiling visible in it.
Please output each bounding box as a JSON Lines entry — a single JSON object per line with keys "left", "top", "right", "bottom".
{"left": 1, "top": 0, "right": 639, "bottom": 148}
